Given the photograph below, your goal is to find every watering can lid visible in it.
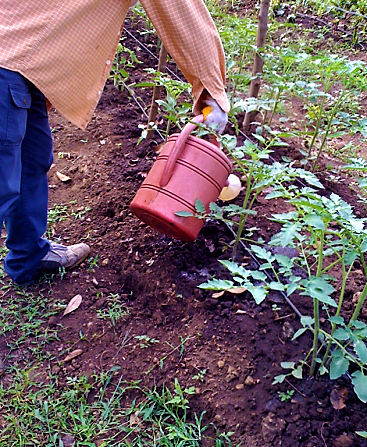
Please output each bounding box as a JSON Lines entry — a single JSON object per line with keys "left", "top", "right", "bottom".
{"left": 159, "top": 114, "right": 219, "bottom": 188}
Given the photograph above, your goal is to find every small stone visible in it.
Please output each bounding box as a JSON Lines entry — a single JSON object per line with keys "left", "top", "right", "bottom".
{"left": 235, "top": 383, "right": 244, "bottom": 390}
{"left": 245, "top": 376, "right": 255, "bottom": 386}
{"left": 334, "top": 434, "right": 353, "bottom": 447}
{"left": 48, "top": 316, "right": 58, "bottom": 327}
{"left": 214, "top": 414, "right": 222, "bottom": 423}
{"left": 101, "top": 258, "right": 109, "bottom": 266}
{"left": 226, "top": 365, "right": 239, "bottom": 382}
{"left": 217, "top": 360, "right": 225, "bottom": 369}
{"left": 261, "top": 413, "right": 286, "bottom": 441}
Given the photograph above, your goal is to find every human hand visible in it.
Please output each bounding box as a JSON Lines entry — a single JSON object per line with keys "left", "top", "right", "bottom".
{"left": 130, "top": 0, "right": 139, "bottom": 7}
{"left": 202, "top": 97, "right": 228, "bottom": 134}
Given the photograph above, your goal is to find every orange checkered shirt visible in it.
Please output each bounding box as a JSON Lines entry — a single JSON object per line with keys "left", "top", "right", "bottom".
{"left": 0, "top": 0, "right": 230, "bottom": 129}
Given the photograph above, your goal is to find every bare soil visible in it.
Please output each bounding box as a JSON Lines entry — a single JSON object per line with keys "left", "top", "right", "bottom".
{"left": 1, "top": 9, "right": 367, "bottom": 447}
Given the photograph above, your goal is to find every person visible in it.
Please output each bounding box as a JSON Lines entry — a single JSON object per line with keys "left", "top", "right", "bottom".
{"left": 0, "top": 0, "right": 230, "bottom": 286}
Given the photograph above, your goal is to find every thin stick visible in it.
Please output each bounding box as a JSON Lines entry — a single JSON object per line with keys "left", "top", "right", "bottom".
{"left": 147, "top": 43, "right": 168, "bottom": 139}
{"left": 243, "top": 0, "right": 270, "bottom": 133}
{"left": 284, "top": 378, "right": 306, "bottom": 397}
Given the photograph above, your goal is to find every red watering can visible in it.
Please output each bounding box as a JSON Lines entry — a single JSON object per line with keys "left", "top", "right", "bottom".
{"left": 130, "top": 115, "right": 232, "bottom": 242}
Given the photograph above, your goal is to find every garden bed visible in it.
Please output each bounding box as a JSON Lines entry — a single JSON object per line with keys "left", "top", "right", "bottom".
{"left": 1, "top": 4, "right": 367, "bottom": 447}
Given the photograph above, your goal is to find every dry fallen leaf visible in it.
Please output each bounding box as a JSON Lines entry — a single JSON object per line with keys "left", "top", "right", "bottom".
{"left": 227, "top": 287, "right": 247, "bottom": 295}
{"left": 56, "top": 171, "right": 71, "bottom": 182}
{"left": 330, "top": 385, "right": 348, "bottom": 410}
{"left": 212, "top": 291, "right": 225, "bottom": 298}
{"left": 63, "top": 294, "right": 82, "bottom": 316}
{"left": 63, "top": 349, "right": 83, "bottom": 362}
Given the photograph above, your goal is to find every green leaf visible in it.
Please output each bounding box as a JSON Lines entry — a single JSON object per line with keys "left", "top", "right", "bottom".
{"left": 250, "top": 245, "right": 274, "bottom": 261}
{"left": 329, "top": 316, "right": 344, "bottom": 325}
{"left": 292, "top": 365, "right": 303, "bottom": 379}
{"left": 175, "top": 210, "right": 193, "bottom": 217}
{"left": 354, "top": 340, "right": 367, "bottom": 364}
{"left": 286, "top": 282, "right": 299, "bottom": 296}
{"left": 219, "top": 260, "right": 250, "bottom": 279}
{"left": 272, "top": 374, "right": 287, "bottom": 384}
{"left": 247, "top": 284, "right": 267, "bottom": 305}
{"left": 304, "top": 213, "right": 325, "bottom": 230}
{"left": 356, "top": 431, "right": 367, "bottom": 438}
{"left": 292, "top": 327, "right": 308, "bottom": 340}
{"left": 280, "top": 361, "right": 295, "bottom": 369}
{"left": 301, "top": 277, "right": 337, "bottom": 307}
{"left": 333, "top": 328, "right": 350, "bottom": 341}
{"left": 300, "top": 315, "right": 314, "bottom": 327}
{"left": 330, "top": 350, "right": 349, "bottom": 380}
{"left": 195, "top": 199, "right": 206, "bottom": 214}
{"left": 352, "top": 370, "right": 367, "bottom": 403}
{"left": 198, "top": 278, "right": 234, "bottom": 290}
{"left": 276, "top": 222, "right": 304, "bottom": 247}
{"left": 344, "top": 248, "right": 359, "bottom": 266}
{"left": 268, "top": 282, "right": 285, "bottom": 291}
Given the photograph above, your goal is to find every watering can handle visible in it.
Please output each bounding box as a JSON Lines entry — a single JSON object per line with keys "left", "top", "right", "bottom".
{"left": 160, "top": 115, "right": 219, "bottom": 187}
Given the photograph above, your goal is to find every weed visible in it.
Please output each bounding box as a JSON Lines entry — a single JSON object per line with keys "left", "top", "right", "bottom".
{"left": 135, "top": 334, "right": 160, "bottom": 348}
{"left": 278, "top": 389, "right": 295, "bottom": 401}
{"left": 96, "top": 293, "right": 129, "bottom": 326}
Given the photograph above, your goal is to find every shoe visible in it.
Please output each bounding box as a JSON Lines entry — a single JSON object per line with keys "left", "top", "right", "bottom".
{"left": 37, "top": 242, "right": 91, "bottom": 274}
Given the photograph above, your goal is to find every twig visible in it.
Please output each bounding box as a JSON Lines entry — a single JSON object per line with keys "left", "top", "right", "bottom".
{"left": 321, "top": 422, "right": 329, "bottom": 447}
{"left": 284, "top": 377, "right": 306, "bottom": 397}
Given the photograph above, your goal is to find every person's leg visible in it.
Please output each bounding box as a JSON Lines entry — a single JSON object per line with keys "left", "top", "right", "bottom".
{"left": 3, "top": 78, "right": 53, "bottom": 284}
{"left": 0, "top": 68, "right": 28, "bottom": 228}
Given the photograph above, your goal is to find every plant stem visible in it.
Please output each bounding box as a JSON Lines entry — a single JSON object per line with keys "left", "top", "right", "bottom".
{"left": 232, "top": 167, "right": 254, "bottom": 259}
{"left": 312, "top": 87, "right": 347, "bottom": 171}
{"left": 349, "top": 281, "right": 367, "bottom": 325}
{"left": 307, "top": 94, "right": 326, "bottom": 161}
{"left": 310, "top": 231, "right": 324, "bottom": 376}
{"left": 321, "top": 260, "right": 352, "bottom": 367}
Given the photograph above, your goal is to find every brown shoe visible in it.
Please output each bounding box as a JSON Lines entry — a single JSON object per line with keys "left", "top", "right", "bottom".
{"left": 37, "top": 242, "right": 91, "bottom": 273}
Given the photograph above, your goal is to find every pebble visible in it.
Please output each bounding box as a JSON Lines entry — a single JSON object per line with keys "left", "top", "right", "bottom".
{"left": 235, "top": 383, "right": 244, "bottom": 390}
{"left": 244, "top": 376, "right": 255, "bottom": 386}
{"left": 334, "top": 434, "right": 353, "bottom": 447}
{"left": 217, "top": 360, "right": 225, "bottom": 369}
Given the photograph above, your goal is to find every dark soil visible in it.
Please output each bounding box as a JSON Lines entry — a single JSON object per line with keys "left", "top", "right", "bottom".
{"left": 1, "top": 8, "right": 367, "bottom": 447}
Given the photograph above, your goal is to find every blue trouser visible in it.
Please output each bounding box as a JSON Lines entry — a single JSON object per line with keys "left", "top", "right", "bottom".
{"left": 0, "top": 67, "right": 53, "bottom": 284}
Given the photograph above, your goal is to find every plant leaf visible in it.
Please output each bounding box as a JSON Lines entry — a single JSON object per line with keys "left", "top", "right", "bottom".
{"left": 195, "top": 199, "right": 206, "bottom": 214}
{"left": 351, "top": 370, "right": 367, "bottom": 403}
{"left": 301, "top": 277, "right": 337, "bottom": 307}
{"left": 198, "top": 278, "right": 234, "bottom": 290}
{"left": 175, "top": 211, "right": 193, "bottom": 217}
{"left": 330, "top": 350, "right": 349, "bottom": 380}
{"left": 354, "top": 340, "right": 367, "bottom": 364}
{"left": 63, "top": 294, "right": 82, "bottom": 316}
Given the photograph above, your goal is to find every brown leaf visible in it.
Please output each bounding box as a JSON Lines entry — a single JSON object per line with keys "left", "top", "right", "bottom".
{"left": 212, "top": 291, "right": 225, "bottom": 298}
{"left": 56, "top": 171, "right": 71, "bottom": 182}
{"left": 63, "top": 349, "right": 83, "bottom": 362}
{"left": 63, "top": 294, "right": 82, "bottom": 316}
{"left": 330, "top": 385, "right": 348, "bottom": 410}
{"left": 227, "top": 287, "right": 247, "bottom": 295}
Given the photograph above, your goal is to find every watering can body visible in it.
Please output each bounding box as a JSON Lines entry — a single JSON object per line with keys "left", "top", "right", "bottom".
{"left": 130, "top": 116, "right": 232, "bottom": 242}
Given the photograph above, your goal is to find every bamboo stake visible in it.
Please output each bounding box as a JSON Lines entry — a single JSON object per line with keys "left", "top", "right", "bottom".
{"left": 243, "top": 0, "right": 270, "bottom": 133}
{"left": 147, "top": 42, "right": 168, "bottom": 139}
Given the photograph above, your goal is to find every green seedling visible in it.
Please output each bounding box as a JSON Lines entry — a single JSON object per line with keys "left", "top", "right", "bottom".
{"left": 87, "top": 254, "right": 99, "bottom": 272}
{"left": 96, "top": 293, "right": 129, "bottom": 327}
{"left": 277, "top": 389, "right": 295, "bottom": 401}
{"left": 135, "top": 334, "right": 160, "bottom": 348}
